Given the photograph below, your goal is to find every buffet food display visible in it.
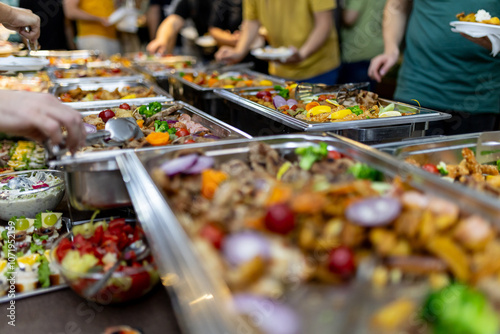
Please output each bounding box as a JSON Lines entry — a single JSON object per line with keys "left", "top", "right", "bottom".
{"left": 1, "top": 48, "right": 498, "bottom": 334}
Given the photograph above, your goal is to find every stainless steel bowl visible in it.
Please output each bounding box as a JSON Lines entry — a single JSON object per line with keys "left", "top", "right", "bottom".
{"left": 59, "top": 156, "right": 131, "bottom": 210}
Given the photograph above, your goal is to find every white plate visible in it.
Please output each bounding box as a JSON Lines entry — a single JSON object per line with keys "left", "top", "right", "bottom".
{"left": 251, "top": 47, "right": 294, "bottom": 61}
{"left": 0, "top": 56, "right": 49, "bottom": 71}
{"left": 450, "top": 20, "right": 500, "bottom": 35}
{"left": 196, "top": 35, "right": 217, "bottom": 48}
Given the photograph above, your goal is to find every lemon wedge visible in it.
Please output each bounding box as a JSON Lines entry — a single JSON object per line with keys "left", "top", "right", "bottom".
{"left": 330, "top": 109, "right": 352, "bottom": 120}
{"left": 306, "top": 105, "right": 331, "bottom": 118}
{"left": 379, "top": 111, "right": 402, "bottom": 118}
{"left": 0, "top": 259, "right": 7, "bottom": 272}
{"left": 223, "top": 85, "right": 235, "bottom": 89}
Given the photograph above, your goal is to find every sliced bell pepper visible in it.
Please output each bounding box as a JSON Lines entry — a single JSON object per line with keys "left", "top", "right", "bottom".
{"left": 307, "top": 105, "right": 331, "bottom": 118}
{"left": 330, "top": 109, "right": 352, "bottom": 120}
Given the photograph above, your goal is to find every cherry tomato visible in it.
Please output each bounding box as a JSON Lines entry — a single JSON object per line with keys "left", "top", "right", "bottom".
{"left": 199, "top": 224, "right": 225, "bottom": 250}
{"left": 54, "top": 71, "right": 63, "bottom": 79}
{"left": 264, "top": 203, "right": 295, "bottom": 234}
{"left": 318, "top": 95, "right": 327, "bottom": 101}
{"left": 256, "top": 90, "right": 272, "bottom": 99}
{"left": 328, "top": 150, "right": 343, "bottom": 160}
{"left": 98, "top": 109, "right": 115, "bottom": 123}
{"left": 261, "top": 95, "right": 272, "bottom": 103}
{"left": 176, "top": 128, "right": 190, "bottom": 137}
{"left": 185, "top": 139, "right": 196, "bottom": 144}
{"left": 290, "top": 105, "right": 298, "bottom": 111}
{"left": 278, "top": 105, "right": 289, "bottom": 111}
{"left": 328, "top": 246, "right": 355, "bottom": 278}
{"left": 119, "top": 103, "right": 131, "bottom": 110}
{"left": 111, "top": 68, "right": 121, "bottom": 73}
{"left": 422, "top": 164, "right": 439, "bottom": 174}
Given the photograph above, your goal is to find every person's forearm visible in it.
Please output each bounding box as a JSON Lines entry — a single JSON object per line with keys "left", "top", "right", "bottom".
{"left": 146, "top": 5, "right": 160, "bottom": 40}
{"left": 209, "top": 27, "right": 237, "bottom": 47}
{"left": 383, "top": 0, "right": 411, "bottom": 55}
{"left": 156, "top": 14, "right": 184, "bottom": 53}
{"left": 234, "top": 20, "right": 259, "bottom": 55}
{"left": 299, "top": 11, "right": 333, "bottom": 60}
{"left": 0, "top": 3, "right": 14, "bottom": 25}
{"left": 63, "top": 1, "right": 103, "bottom": 22}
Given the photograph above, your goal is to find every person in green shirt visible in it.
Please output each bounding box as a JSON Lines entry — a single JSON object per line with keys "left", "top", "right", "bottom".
{"left": 339, "top": 0, "right": 386, "bottom": 87}
{"left": 369, "top": 0, "right": 500, "bottom": 135}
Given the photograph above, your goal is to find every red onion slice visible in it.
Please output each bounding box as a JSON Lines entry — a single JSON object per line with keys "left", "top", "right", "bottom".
{"left": 184, "top": 156, "right": 214, "bottom": 174}
{"left": 232, "top": 294, "right": 301, "bottom": 334}
{"left": 346, "top": 197, "right": 402, "bottom": 227}
{"left": 286, "top": 99, "right": 298, "bottom": 107}
{"left": 273, "top": 96, "right": 287, "bottom": 109}
{"left": 160, "top": 154, "right": 199, "bottom": 177}
{"left": 222, "top": 231, "right": 271, "bottom": 266}
{"left": 83, "top": 123, "right": 97, "bottom": 134}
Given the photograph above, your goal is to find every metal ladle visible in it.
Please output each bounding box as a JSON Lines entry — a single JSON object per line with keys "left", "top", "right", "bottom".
{"left": 45, "top": 117, "right": 144, "bottom": 160}
{"left": 82, "top": 239, "right": 150, "bottom": 299}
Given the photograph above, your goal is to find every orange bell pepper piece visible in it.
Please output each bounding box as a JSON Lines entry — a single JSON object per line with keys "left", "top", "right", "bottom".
{"left": 146, "top": 132, "right": 169, "bottom": 146}
{"left": 136, "top": 119, "right": 144, "bottom": 128}
{"left": 201, "top": 169, "right": 228, "bottom": 199}
{"left": 305, "top": 101, "right": 320, "bottom": 111}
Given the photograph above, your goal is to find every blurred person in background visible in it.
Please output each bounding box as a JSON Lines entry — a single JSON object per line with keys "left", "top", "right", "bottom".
{"left": 147, "top": 0, "right": 214, "bottom": 55}
{"left": 146, "top": 0, "right": 172, "bottom": 41}
{"left": 20, "top": 0, "right": 75, "bottom": 50}
{"left": 215, "top": 0, "right": 340, "bottom": 84}
{"left": 0, "top": 2, "right": 86, "bottom": 152}
{"left": 338, "top": 0, "right": 386, "bottom": 88}
{"left": 369, "top": 0, "right": 500, "bottom": 135}
{"left": 208, "top": 0, "right": 267, "bottom": 72}
{"left": 63, "top": 0, "right": 120, "bottom": 56}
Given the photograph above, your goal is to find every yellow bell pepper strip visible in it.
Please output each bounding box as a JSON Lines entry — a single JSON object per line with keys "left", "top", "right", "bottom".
{"left": 329, "top": 109, "right": 352, "bottom": 120}
{"left": 259, "top": 79, "right": 273, "bottom": 86}
{"left": 146, "top": 132, "right": 169, "bottom": 146}
{"left": 121, "top": 94, "right": 136, "bottom": 99}
{"left": 201, "top": 169, "right": 228, "bottom": 199}
{"left": 223, "top": 85, "right": 235, "bottom": 89}
{"left": 306, "top": 105, "right": 331, "bottom": 118}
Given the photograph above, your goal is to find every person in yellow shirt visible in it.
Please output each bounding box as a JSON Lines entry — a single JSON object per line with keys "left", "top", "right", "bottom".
{"left": 63, "top": 0, "right": 120, "bottom": 56}
{"left": 215, "top": 0, "right": 340, "bottom": 84}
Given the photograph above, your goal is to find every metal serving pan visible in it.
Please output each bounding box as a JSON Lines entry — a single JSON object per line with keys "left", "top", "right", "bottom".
{"left": 115, "top": 134, "right": 500, "bottom": 334}
{"left": 50, "top": 79, "right": 172, "bottom": 109}
{"left": 16, "top": 50, "right": 100, "bottom": 58}
{"left": 374, "top": 132, "right": 481, "bottom": 162}
{"left": 47, "top": 65, "right": 144, "bottom": 84}
{"left": 214, "top": 88, "right": 451, "bottom": 143}
{"left": 162, "top": 68, "right": 286, "bottom": 121}
{"left": 50, "top": 101, "right": 251, "bottom": 210}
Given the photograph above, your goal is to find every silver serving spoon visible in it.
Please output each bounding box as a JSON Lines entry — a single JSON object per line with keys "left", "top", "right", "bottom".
{"left": 45, "top": 117, "right": 143, "bottom": 160}
{"left": 83, "top": 239, "right": 150, "bottom": 299}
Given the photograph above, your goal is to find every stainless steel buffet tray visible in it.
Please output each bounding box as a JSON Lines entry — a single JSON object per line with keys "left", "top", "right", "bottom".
{"left": 374, "top": 132, "right": 482, "bottom": 164}
{"left": 164, "top": 68, "right": 286, "bottom": 121}
{"left": 47, "top": 65, "right": 144, "bottom": 84}
{"left": 50, "top": 79, "right": 172, "bottom": 109}
{"left": 50, "top": 101, "right": 251, "bottom": 211}
{"left": 15, "top": 49, "right": 100, "bottom": 58}
{"left": 133, "top": 55, "right": 198, "bottom": 76}
{"left": 115, "top": 134, "right": 500, "bottom": 334}
{"left": 214, "top": 88, "right": 451, "bottom": 142}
